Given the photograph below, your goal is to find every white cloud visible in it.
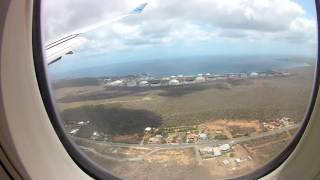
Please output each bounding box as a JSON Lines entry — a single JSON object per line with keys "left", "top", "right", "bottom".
{"left": 43, "top": 0, "right": 316, "bottom": 55}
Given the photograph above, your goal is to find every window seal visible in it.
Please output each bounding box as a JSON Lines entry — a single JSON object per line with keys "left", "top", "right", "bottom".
{"left": 31, "top": 0, "right": 320, "bottom": 179}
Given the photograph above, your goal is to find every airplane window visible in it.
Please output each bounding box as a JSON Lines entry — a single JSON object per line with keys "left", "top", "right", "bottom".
{"left": 37, "top": 0, "right": 318, "bottom": 179}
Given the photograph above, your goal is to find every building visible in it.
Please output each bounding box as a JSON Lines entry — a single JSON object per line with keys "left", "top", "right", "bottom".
{"left": 149, "top": 134, "right": 163, "bottom": 144}
{"left": 283, "top": 72, "right": 290, "bottom": 76}
{"left": 222, "top": 159, "right": 230, "bottom": 165}
{"left": 77, "top": 120, "right": 90, "bottom": 126}
{"left": 139, "top": 81, "right": 149, "bottom": 87}
{"left": 199, "top": 147, "right": 213, "bottom": 154}
{"left": 186, "top": 133, "right": 198, "bottom": 143}
{"left": 213, "top": 147, "right": 222, "bottom": 157}
{"left": 126, "top": 81, "right": 137, "bottom": 87}
{"left": 69, "top": 129, "right": 79, "bottom": 135}
{"left": 228, "top": 74, "right": 239, "bottom": 79}
{"left": 184, "top": 77, "right": 196, "bottom": 84}
{"left": 263, "top": 122, "right": 276, "bottom": 130}
{"left": 279, "top": 117, "right": 293, "bottom": 127}
{"left": 168, "top": 79, "right": 180, "bottom": 86}
{"left": 161, "top": 77, "right": 170, "bottom": 81}
{"left": 195, "top": 76, "right": 206, "bottom": 83}
{"left": 177, "top": 75, "right": 185, "bottom": 81}
{"left": 148, "top": 80, "right": 161, "bottom": 87}
{"left": 205, "top": 147, "right": 213, "bottom": 154}
{"left": 145, "top": 127, "right": 152, "bottom": 132}
{"left": 206, "top": 74, "right": 217, "bottom": 81}
{"left": 199, "top": 133, "right": 208, "bottom": 140}
{"left": 103, "top": 78, "right": 112, "bottom": 83}
{"left": 249, "top": 72, "right": 259, "bottom": 78}
{"left": 219, "top": 144, "right": 231, "bottom": 152}
{"left": 235, "top": 158, "right": 241, "bottom": 166}
{"left": 90, "top": 131, "right": 100, "bottom": 140}
{"left": 216, "top": 75, "right": 228, "bottom": 80}
{"left": 108, "top": 80, "right": 124, "bottom": 86}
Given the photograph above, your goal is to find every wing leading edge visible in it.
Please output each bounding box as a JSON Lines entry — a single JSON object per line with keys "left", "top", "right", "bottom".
{"left": 45, "top": 3, "right": 148, "bottom": 65}
{"left": 130, "top": 3, "right": 148, "bottom": 14}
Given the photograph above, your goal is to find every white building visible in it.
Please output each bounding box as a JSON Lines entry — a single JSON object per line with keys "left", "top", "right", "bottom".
{"left": 235, "top": 158, "right": 241, "bottom": 163}
{"left": 109, "top": 80, "right": 124, "bottom": 86}
{"left": 145, "top": 127, "right": 152, "bottom": 132}
{"left": 223, "top": 159, "right": 230, "bottom": 165}
{"left": 78, "top": 121, "right": 85, "bottom": 125}
{"left": 168, "top": 79, "right": 180, "bottom": 86}
{"left": 69, "top": 129, "right": 79, "bottom": 135}
{"left": 195, "top": 76, "right": 206, "bottom": 83}
{"left": 139, "top": 81, "right": 149, "bottom": 87}
{"left": 279, "top": 117, "right": 292, "bottom": 127}
{"left": 199, "top": 133, "right": 208, "bottom": 140}
{"left": 199, "top": 147, "right": 213, "bottom": 154}
{"left": 103, "top": 78, "right": 111, "bottom": 83}
{"left": 77, "top": 121, "right": 90, "bottom": 126}
{"left": 213, "top": 147, "right": 222, "bottom": 157}
{"left": 92, "top": 131, "right": 99, "bottom": 137}
{"left": 250, "top": 72, "right": 259, "bottom": 77}
{"left": 219, "top": 144, "right": 231, "bottom": 151}
{"left": 126, "top": 81, "right": 137, "bottom": 87}
{"left": 161, "top": 77, "right": 170, "bottom": 81}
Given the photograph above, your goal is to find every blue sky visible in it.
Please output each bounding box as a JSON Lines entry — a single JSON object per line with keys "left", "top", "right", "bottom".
{"left": 44, "top": 0, "right": 318, "bottom": 73}
{"left": 297, "top": 0, "right": 316, "bottom": 17}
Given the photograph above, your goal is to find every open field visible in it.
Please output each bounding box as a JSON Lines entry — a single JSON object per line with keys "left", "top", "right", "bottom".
{"left": 198, "top": 119, "right": 263, "bottom": 139}
{"left": 55, "top": 66, "right": 313, "bottom": 129}
{"left": 75, "top": 129, "right": 293, "bottom": 180}
{"left": 241, "top": 132, "right": 292, "bottom": 166}
{"left": 51, "top": 66, "right": 314, "bottom": 179}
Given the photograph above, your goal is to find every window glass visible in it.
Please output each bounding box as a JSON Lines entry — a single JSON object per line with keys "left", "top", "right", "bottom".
{"left": 42, "top": 0, "right": 317, "bottom": 179}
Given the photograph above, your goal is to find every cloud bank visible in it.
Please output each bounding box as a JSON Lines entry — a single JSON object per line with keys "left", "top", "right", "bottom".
{"left": 43, "top": 0, "right": 316, "bottom": 55}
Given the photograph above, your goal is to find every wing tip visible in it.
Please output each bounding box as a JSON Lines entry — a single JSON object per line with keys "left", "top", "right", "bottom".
{"left": 131, "top": 3, "right": 148, "bottom": 14}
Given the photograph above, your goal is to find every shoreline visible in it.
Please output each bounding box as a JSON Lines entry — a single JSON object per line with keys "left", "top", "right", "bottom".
{"left": 49, "top": 57, "right": 314, "bottom": 80}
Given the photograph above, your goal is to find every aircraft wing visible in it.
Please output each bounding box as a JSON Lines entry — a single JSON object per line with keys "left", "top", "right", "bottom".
{"left": 45, "top": 3, "right": 148, "bottom": 65}
{"left": 130, "top": 3, "right": 148, "bottom": 14}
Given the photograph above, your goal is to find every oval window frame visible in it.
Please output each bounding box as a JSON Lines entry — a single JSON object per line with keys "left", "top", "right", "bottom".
{"left": 32, "top": 0, "right": 320, "bottom": 179}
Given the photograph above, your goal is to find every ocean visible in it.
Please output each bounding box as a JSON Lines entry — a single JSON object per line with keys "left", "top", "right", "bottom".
{"left": 49, "top": 55, "right": 313, "bottom": 79}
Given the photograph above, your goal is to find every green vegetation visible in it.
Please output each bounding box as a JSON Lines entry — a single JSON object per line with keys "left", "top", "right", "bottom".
{"left": 242, "top": 132, "right": 288, "bottom": 148}
{"left": 229, "top": 126, "right": 255, "bottom": 138}
{"left": 61, "top": 105, "right": 162, "bottom": 138}
{"left": 56, "top": 66, "right": 314, "bottom": 133}
{"left": 156, "top": 126, "right": 197, "bottom": 137}
{"left": 214, "top": 134, "right": 229, "bottom": 140}
{"left": 158, "top": 85, "right": 210, "bottom": 97}
{"left": 51, "top": 77, "right": 100, "bottom": 90}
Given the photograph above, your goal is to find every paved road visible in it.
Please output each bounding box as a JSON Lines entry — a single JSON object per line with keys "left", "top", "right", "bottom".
{"left": 74, "top": 123, "right": 300, "bottom": 150}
